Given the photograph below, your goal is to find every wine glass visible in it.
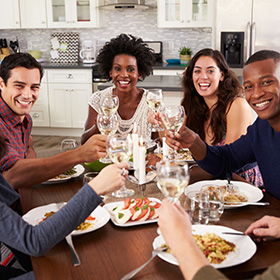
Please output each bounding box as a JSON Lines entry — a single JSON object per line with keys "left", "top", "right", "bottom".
{"left": 60, "top": 139, "right": 78, "bottom": 152}
{"left": 156, "top": 160, "right": 189, "bottom": 203}
{"left": 161, "top": 105, "right": 185, "bottom": 159}
{"left": 200, "top": 184, "right": 224, "bottom": 222}
{"left": 100, "top": 94, "right": 119, "bottom": 117}
{"left": 106, "top": 134, "right": 135, "bottom": 197}
{"left": 146, "top": 89, "right": 164, "bottom": 132}
{"left": 97, "top": 113, "right": 119, "bottom": 163}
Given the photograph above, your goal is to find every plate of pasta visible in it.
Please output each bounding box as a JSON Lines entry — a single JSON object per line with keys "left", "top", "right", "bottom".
{"left": 185, "top": 180, "right": 263, "bottom": 209}
{"left": 22, "top": 202, "right": 110, "bottom": 236}
{"left": 153, "top": 225, "right": 257, "bottom": 269}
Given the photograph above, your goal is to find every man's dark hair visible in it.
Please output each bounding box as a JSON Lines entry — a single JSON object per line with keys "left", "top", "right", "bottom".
{"left": 96, "top": 33, "right": 155, "bottom": 81}
{"left": 245, "top": 50, "right": 280, "bottom": 65}
{"left": 0, "top": 52, "right": 44, "bottom": 86}
{"left": 0, "top": 134, "right": 7, "bottom": 159}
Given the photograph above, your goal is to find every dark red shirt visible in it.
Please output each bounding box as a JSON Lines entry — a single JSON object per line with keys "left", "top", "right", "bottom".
{"left": 0, "top": 96, "right": 32, "bottom": 172}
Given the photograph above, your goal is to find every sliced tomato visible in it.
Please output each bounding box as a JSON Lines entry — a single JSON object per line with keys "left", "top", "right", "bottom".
{"left": 123, "top": 198, "right": 131, "bottom": 210}
{"left": 86, "top": 215, "right": 96, "bottom": 221}
{"left": 134, "top": 198, "right": 143, "bottom": 207}
{"left": 135, "top": 205, "right": 149, "bottom": 221}
{"left": 143, "top": 197, "right": 150, "bottom": 205}
{"left": 148, "top": 207, "right": 155, "bottom": 219}
{"left": 129, "top": 207, "right": 135, "bottom": 216}
{"left": 151, "top": 202, "right": 161, "bottom": 209}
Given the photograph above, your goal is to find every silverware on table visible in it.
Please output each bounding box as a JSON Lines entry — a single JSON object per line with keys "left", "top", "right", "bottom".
{"left": 224, "top": 201, "right": 270, "bottom": 206}
{"left": 65, "top": 234, "right": 80, "bottom": 266}
{"left": 121, "top": 247, "right": 167, "bottom": 280}
{"left": 222, "top": 232, "right": 246, "bottom": 236}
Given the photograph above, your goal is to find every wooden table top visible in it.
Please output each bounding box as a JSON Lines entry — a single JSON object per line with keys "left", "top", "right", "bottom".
{"left": 19, "top": 175, "right": 280, "bottom": 280}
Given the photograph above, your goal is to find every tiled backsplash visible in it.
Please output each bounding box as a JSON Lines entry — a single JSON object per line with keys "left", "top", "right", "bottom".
{"left": 0, "top": 0, "right": 212, "bottom": 63}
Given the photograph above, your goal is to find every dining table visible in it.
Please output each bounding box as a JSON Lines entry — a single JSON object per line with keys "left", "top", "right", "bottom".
{"left": 19, "top": 167, "right": 280, "bottom": 280}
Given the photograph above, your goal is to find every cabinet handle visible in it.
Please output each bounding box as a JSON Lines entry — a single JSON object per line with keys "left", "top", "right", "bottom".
{"left": 65, "top": 89, "right": 69, "bottom": 92}
{"left": 16, "top": 21, "right": 19, "bottom": 24}
{"left": 66, "top": 74, "right": 73, "bottom": 79}
{"left": 33, "top": 113, "right": 40, "bottom": 118}
{"left": 42, "top": 21, "right": 45, "bottom": 24}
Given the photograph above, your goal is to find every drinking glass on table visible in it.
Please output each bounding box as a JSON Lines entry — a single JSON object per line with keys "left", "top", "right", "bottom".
{"left": 200, "top": 184, "right": 224, "bottom": 222}
{"left": 161, "top": 105, "right": 185, "bottom": 159}
{"left": 100, "top": 94, "right": 119, "bottom": 117}
{"left": 184, "top": 191, "right": 210, "bottom": 225}
{"left": 60, "top": 139, "right": 78, "bottom": 152}
{"left": 107, "top": 134, "right": 134, "bottom": 197}
{"left": 156, "top": 160, "right": 189, "bottom": 203}
{"left": 146, "top": 89, "right": 164, "bottom": 132}
{"left": 97, "top": 113, "right": 119, "bottom": 163}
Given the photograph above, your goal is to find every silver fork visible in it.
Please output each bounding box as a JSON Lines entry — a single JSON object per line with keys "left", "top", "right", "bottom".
{"left": 65, "top": 234, "right": 80, "bottom": 266}
{"left": 120, "top": 247, "right": 167, "bottom": 280}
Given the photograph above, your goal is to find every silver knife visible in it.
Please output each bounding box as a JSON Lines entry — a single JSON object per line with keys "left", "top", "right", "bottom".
{"left": 65, "top": 234, "right": 80, "bottom": 266}
{"left": 224, "top": 201, "right": 269, "bottom": 206}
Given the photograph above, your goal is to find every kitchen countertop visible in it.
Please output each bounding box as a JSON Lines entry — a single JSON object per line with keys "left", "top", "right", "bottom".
{"left": 98, "top": 75, "right": 183, "bottom": 92}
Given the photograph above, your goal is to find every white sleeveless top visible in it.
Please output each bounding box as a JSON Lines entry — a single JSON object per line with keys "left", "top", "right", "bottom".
{"left": 88, "top": 87, "right": 152, "bottom": 139}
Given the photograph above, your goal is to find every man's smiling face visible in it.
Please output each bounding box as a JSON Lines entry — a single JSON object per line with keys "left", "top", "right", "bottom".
{"left": 243, "top": 58, "right": 280, "bottom": 130}
{"left": 0, "top": 67, "right": 40, "bottom": 122}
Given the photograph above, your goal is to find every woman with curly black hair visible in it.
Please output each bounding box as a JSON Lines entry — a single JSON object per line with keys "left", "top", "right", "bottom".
{"left": 81, "top": 33, "right": 155, "bottom": 144}
{"left": 182, "top": 48, "right": 262, "bottom": 186}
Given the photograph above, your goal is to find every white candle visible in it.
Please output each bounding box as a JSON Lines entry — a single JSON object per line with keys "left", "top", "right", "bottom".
{"left": 132, "top": 124, "right": 139, "bottom": 170}
{"left": 162, "top": 137, "right": 169, "bottom": 159}
{"left": 138, "top": 136, "right": 146, "bottom": 184}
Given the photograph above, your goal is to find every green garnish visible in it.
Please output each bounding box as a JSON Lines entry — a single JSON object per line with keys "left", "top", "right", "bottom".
{"left": 135, "top": 207, "right": 140, "bottom": 211}
{"left": 112, "top": 207, "right": 117, "bottom": 211}
{"left": 142, "top": 204, "right": 149, "bottom": 210}
{"left": 118, "top": 213, "right": 124, "bottom": 219}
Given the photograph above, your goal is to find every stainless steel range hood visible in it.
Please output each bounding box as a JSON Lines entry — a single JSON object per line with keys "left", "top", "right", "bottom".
{"left": 98, "top": 0, "right": 155, "bottom": 10}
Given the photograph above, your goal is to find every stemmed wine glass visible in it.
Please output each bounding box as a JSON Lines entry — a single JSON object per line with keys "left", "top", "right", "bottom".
{"left": 146, "top": 89, "right": 164, "bottom": 132}
{"left": 156, "top": 160, "right": 190, "bottom": 203}
{"left": 106, "top": 134, "right": 135, "bottom": 197}
{"left": 100, "top": 94, "right": 119, "bottom": 117}
{"left": 161, "top": 105, "right": 185, "bottom": 159}
{"left": 97, "top": 113, "right": 119, "bottom": 163}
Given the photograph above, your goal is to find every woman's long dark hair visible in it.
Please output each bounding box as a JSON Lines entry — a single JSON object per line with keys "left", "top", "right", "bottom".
{"left": 181, "top": 48, "right": 242, "bottom": 144}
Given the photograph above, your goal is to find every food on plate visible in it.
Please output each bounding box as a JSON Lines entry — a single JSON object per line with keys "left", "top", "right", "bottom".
{"left": 176, "top": 149, "right": 193, "bottom": 161}
{"left": 109, "top": 197, "right": 161, "bottom": 224}
{"left": 146, "top": 153, "right": 162, "bottom": 171}
{"left": 162, "top": 232, "right": 235, "bottom": 264}
{"left": 204, "top": 185, "right": 248, "bottom": 203}
{"left": 40, "top": 211, "right": 96, "bottom": 231}
{"left": 49, "top": 168, "right": 77, "bottom": 181}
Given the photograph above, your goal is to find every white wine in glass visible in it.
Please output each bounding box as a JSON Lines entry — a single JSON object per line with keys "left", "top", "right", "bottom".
{"left": 162, "top": 105, "right": 185, "bottom": 159}
{"left": 107, "top": 134, "right": 135, "bottom": 198}
{"left": 146, "top": 89, "right": 164, "bottom": 132}
{"left": 101, "top": 95, "right": 119, "bottom": 117}
{"left": 97, "top": 113, "right": 119, "bottom": 163}
{"left": 156, "top": 160, "right": 189, "bottom": 203}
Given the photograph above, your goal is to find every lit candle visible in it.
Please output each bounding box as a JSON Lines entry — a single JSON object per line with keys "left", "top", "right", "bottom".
{"left": 138, "top": 136, "right": 146, "bottom": 184}
{"left": 162, "top": 137, "right": 169, "bottom": 159}
{"left": 132, "top": 123, "right": 139, "bottom": 170}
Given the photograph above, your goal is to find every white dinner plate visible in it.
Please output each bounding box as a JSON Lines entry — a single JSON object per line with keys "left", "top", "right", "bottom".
{"left": 185, "top": 180, "right": 263, "bottom": 209}
{"left": 153, "top": 225, "right": 257, "bottom": 269}
{"left": 43, "top": 164, "right": 85, "bottom": 184}
{"left": 103, "top": 197, "right": 161, "bottom": 227}
{"left": 22, "top": 202, "right": 110, "bottom": 236}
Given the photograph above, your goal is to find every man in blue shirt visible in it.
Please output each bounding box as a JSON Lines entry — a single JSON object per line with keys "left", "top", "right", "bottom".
{"left": 166, "top": 50, "right": 280, "bottom": 200}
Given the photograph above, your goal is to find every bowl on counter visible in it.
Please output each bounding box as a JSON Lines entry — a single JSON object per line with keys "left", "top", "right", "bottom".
{"left": 166, "top": 59, "right": 181, "bottom": 65}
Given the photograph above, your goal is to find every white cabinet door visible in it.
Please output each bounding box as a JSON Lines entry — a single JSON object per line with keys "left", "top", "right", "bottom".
{"left": 158, "top": 0, "right": 214, "bottom": 28}
{"left": 19, "top": 0, "right": 47, "bottom": 28}
{"left": 0, "top": 0, "right": 20, "bottom": 29}
{"left": 48, "top": 83, "right": 92, "bottom": 128}
{"left": 46, "top": 0, "right": 100, "bottom": 28}
{"left": 48, "top": 84, "right": 72, "bottom": 127}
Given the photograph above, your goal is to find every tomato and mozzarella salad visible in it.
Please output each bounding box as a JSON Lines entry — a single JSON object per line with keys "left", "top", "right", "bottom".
{"left": 109, "top": 197, "right": 161, "bottom": 224}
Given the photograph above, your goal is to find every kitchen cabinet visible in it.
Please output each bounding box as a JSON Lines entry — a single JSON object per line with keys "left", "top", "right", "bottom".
{"left": 30, "top": 73, "right": 50, "bottom": 127}
{"left": 157, "top": 0, "right": 214, "bottom": 28}
{"left": 0, "top": 0, "right": 20, "bottom": 29}
{"left": 46, "top": 0, "right": 102, "bottom": 28}
{"left": 19, "top": 0, "right": 47, "bottom": 28}
{"left": 47, "top": 69, "right": 92, "bottom": 128}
